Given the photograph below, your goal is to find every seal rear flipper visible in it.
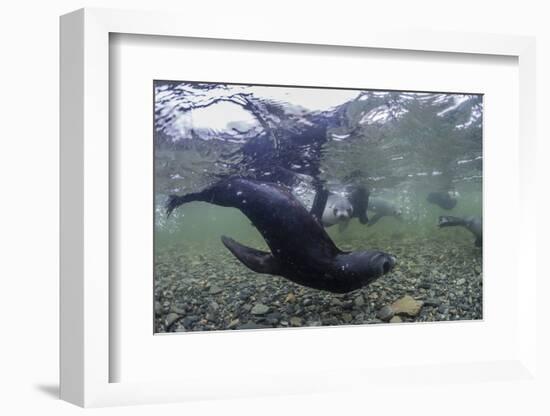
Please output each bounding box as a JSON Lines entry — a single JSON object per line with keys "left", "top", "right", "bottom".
{"left": 367, "top": 213, "right": 382, "bottom": 226}
{"left": 221, "top": 236, "right": 281, "bottom": 275}
{"left": 438, "top": 215, "right": 464, "bottom": 228}
{"left": 166, "top": 190, "right": 209, "bottom": 217}
{"left": 358, "top": 211, "right": 369, "bottom": 224}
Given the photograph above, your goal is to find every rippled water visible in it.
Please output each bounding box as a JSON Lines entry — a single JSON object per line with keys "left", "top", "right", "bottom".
{"left": 153, "top": 81, "right": 483, "bottom": 333}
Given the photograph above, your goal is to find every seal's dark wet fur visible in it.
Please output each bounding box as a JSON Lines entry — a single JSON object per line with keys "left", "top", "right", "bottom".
{"left": 167, "top": 178, "right": 395, "bottom": 293}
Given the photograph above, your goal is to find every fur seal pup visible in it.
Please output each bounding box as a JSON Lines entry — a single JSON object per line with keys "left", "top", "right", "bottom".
{"left": 167, "top": 178, "right": 396, "bottom": 293}
{"left": 427, "top": 190, "right": 459, "bottom": 210}
{"left": 321, "top": 193, "right": 353, "bottom": 231}
{"left": 367, "top": 197, "right": 402, "bottom": 226}
{"left": 438, "top": 215, "right": 482, "bottom": 247}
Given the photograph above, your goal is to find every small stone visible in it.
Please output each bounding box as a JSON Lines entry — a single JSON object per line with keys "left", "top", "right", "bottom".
{"left": 475, "top": 265, "right": 482, "bottom": 274}
{"left": 209, "top": 285, "right": 223, "bottom": 295}
{"left": 438, "top": 304, "right": 449, "bottom": 314}
{"left": 165, "top": 313, "right": 181, "bottom": 328}
{"left": 228, "top": 319, "right": 240, "bottom": 329}
{"left": 342, "top": 313, "right": 353, "bottom": 323}
{"left": 456, "top": 278, "right": 466, "bottom": 285}
{"left": 391, "top": 295, "right": 424, "bottom": 317}
{"left": 182, "top": 315, "right": 199, "bottom": 327}
{"left": 303, "top": 298, "right": 312, "bottom": 306}
{"left": 354, "top": 296, "right": 365, "bottom": 308}
{"left": 418, "top": 281, "right": 431, "bottom": 289}
{"left": 330, "top": 298, "right": 343, "bottom": 307}
{"left": 266, "top": 312, "right": 282, "bottom": 320}
{"left": 154, "top": 301, "right": 162, "bottom": 316}
{"left": 251, "top": 303, "right": 270, "bottom": 315}
{"left": 342, "top": 300, "right": 354, "bottom": 310}
{"left": 323, "top": 317, "right": 339, "bottom": 326}
{"left": 285, "top": 293, "right": 297, "bottom": 303}
{"left": 389, "top": 316, "right": 403, "bottom": 324}
{"left": 377, "top": 305, "right": 395, "bottom": 321}
{"left": 424, "top": 298, "right": 442, "bottom": 307}
{"left": 290, "top": 317, "right": 303, "bottom": 327}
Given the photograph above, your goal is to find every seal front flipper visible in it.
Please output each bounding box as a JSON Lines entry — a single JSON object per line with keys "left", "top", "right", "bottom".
{"left": 348, "top": 185, "right": 370, "bottom": 224}
{"left": 338, "top": 220, "right": 350, "bottom": 233}
{"left": 221, "top": 236, "right": 281, "bottom": 275}
{"left": 310, "top": 187, "right": 329, "bottom": 222}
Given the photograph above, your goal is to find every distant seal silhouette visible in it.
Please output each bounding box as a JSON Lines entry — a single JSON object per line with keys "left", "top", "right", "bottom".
{"left": 167, "top": 178, "right": 396, "bottom": 293}
{"left": 427, "top": 190, "right": 459, "bottom": 210}
{"left": 321, "top": 193, "right": 353, "bottom": 231}
{"left": 367, "top": 197, "right": 402, "bottom": 226}
{"left": 438, "top": 215, "right": 482, "bottom": 247}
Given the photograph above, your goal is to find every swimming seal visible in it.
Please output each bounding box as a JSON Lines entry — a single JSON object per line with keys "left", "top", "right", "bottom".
{"left": 438, "top": 215, "right": 482, "bottom": 247}
{"left": 427, "top": 190, "right": 459, "bottom": 210}
{"left": 167, "top": 178, "right": 396, "bottom": 293}
{"left": 367, "top": 197, "right": 402, "bottom": 226}
{"left": 321, "top": 193, "right": 353, "bottom": 231}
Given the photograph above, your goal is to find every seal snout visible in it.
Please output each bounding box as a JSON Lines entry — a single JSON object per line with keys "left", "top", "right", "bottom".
{"left": 382, "top": 255, "right": 396, "bottom": 274}
{"left": 371, "top": 252, "right": 396, "bottom": 276}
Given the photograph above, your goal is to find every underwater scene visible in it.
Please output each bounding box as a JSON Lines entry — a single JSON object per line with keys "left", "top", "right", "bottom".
{"left": 154, "top": 81, "right": 482, "bottom": 333}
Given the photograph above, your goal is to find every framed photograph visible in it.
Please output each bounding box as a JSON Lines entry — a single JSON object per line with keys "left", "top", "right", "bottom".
{"left": 60, "top": 8, "right": 537, "bottom": 407}
{"left": 153, "top": 81, "right": 483, "bottom": 335}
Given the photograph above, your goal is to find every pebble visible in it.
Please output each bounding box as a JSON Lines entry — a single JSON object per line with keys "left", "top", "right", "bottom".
{"left": 389, "top": 316, "right": 403, "bottom": 323}
{"left": 354, "top": 296, "right": 365, "bottom": 308}
{"left": 209, "top": 285, "right": 223, "bottom": 295}
{"left": 423, "top": 298, "right": 442, "bottom": 307}
{"left": 182, "top": 315, "right": 199, "bottom": 327}
{"left": 290, "top": 317, "right": 303, "bottom": 327}
{"left": 377, "top": 305, "right": 395, "bottom": 321}
{"left": 251, "top": 303, "right": 270, "bottom": 315}
{"left": 342, "top": 313, "right": 353, "bottom": 323}
{"left": 285, "top": 293, "right": 297, "bottom": 303}
{"left": 165, "top": 313, "right": 181, "bottom": 328}
{"left": 391, "top": 295, "right": 424, "bottom": 317}
{"left": 155, "top": 301, "right": 162, "bottom": 316}
{"left": 330, "top": 298, "right": 343, "bottom": 307}
{"left": 342, "top": 300, "right": 354, "bottom": 310}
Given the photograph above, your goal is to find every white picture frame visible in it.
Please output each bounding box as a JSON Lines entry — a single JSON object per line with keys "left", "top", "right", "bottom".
{"left": 60, "top": 8, "right": 537, "bottom": 407}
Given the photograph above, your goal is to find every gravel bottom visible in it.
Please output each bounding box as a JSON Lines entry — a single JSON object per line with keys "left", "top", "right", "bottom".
{"left": 154, "top": 236, "right": 482, "bottom": 333}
